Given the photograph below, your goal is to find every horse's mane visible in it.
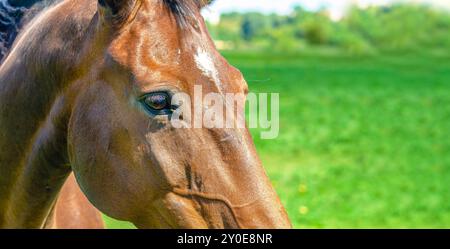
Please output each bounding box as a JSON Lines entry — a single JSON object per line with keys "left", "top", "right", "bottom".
{"left": 0, "top": 0, "right": 59, "bottom": 61}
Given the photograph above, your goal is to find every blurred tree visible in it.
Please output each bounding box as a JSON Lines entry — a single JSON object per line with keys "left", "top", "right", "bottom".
{"left": 241, "top": 16, "right": 254, "bottom": 41}
{"left": 206, "top": 3, "right": 450, "bottom": 54}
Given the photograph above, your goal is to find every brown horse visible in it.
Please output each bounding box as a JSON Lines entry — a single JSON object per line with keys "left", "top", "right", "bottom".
{"left": 0, "top": 0, "right": 291, "bottom": 228}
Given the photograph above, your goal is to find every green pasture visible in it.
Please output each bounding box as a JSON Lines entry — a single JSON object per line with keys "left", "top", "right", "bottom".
{"left": 104, "top": 50, "right": 450, "bottom": 228}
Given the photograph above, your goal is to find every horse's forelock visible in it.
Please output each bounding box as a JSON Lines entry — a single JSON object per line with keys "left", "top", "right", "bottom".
{"left": 162, "top": 0, "right": 210, "bottom": 27}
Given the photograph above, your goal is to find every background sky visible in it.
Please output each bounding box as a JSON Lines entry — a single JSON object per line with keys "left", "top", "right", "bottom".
{"left": 202, "top": 0, "right": 450, "bottom": 22}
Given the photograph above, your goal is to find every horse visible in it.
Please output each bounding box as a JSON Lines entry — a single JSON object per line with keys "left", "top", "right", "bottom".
{"left": 0, "top": 0, "right": 291, "bottom": 228}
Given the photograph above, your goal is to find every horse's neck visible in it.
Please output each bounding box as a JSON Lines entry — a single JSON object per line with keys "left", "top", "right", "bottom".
{"left": 0, "top": 0, "right": 98, "bottom": 228}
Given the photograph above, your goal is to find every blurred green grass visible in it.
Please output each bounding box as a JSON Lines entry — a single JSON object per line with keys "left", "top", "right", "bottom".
{"left": 105, "top": 50, "right": 450, "bottom": 228}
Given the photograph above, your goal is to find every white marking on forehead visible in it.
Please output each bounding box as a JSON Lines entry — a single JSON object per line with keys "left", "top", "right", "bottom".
{"left": 194, "top": 48, "right": 223, "bottom": 93}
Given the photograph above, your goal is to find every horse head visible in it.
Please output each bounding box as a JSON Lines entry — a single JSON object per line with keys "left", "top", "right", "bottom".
{"left": 32, "top": 0, "right": 291, "bottom": 229}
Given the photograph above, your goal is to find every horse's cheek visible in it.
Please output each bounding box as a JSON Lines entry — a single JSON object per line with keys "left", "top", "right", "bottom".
{"left": 65, "top": 102, "right": 123, "bottom": 218}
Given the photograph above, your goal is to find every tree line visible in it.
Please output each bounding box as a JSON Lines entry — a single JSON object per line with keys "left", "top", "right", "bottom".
{"left": 207, "top": 4, "right": 450, "bottom": 55}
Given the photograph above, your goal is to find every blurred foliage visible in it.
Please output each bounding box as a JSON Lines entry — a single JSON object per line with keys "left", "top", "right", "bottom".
{"left": 207, "top": 3, "right": 450, "bottom": 55}
{"left": 226, "top": 50, "right": 450, "bottom": 228}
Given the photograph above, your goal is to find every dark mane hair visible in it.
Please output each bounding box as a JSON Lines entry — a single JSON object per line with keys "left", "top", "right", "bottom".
{"left": 0, "top": 0, "right": 59, "bottom": 61}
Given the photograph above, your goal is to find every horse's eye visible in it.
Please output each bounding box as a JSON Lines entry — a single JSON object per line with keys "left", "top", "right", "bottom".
{"left": 141, "top": 92, "right": 172, "bottom": 115}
